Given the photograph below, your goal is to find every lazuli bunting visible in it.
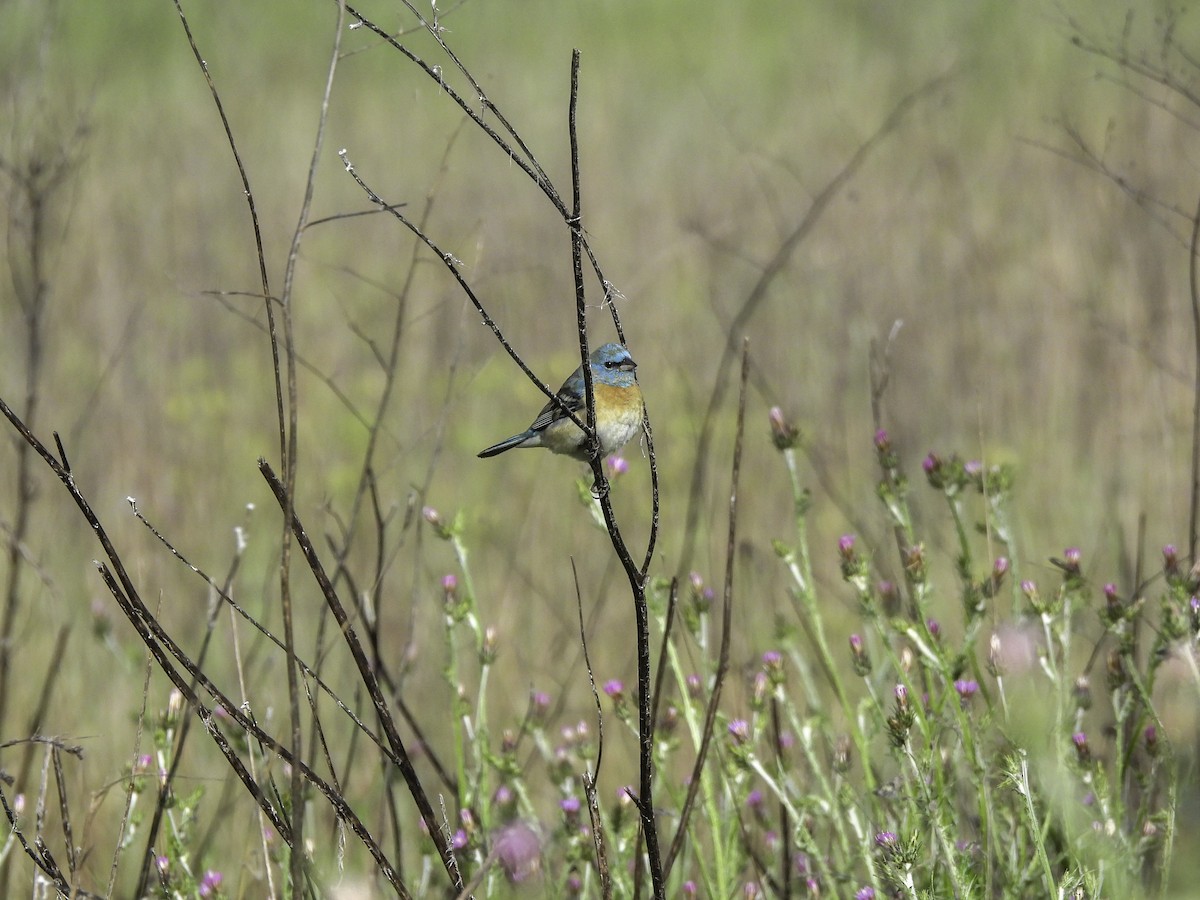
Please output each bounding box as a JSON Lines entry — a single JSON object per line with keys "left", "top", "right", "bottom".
{"left": 478, "top": 342, "right": 644, "bottom": 461}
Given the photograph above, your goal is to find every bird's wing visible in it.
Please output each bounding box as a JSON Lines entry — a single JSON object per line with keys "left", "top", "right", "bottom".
{"left": 527, "top": 383, "right": 586, "bottom": 433}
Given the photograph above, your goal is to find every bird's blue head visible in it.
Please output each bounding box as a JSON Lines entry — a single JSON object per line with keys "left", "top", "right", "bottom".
{"left": 589, "top": 342, "right": 638, "bottom": 386}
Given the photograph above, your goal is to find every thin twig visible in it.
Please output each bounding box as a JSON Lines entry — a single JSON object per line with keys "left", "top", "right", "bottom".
{"left": 1189, "top": 189, "right": 1200, "bottom": 560}
{"left": 0, "top": 396, "right": 411, "bottom": 896}
{"left": 168, "top": 0, "right": 304, "bottom": 884}
{"left": 665, "top": 339, "right": 750, "bottom": 879}
{"left": 675, "top": 70, "right": 955, "bottom": 578}
{"left": 572, "top": 558, "right": 613, "bottom": 899}
{"left": 258, "top": 460, "right": 464, "bottom": 893}
{"left": 565, "top": 49, "right": 664, "bottom": 897}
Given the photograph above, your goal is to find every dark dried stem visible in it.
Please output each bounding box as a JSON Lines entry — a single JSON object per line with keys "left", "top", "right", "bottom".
{"left": 0, "top": 396, "right": 412, "bottom": 895}
{"left": 258, "top": 460, "right": 464, "bottom": 893}
{"left": 566, "top": 50, "right": 664, "bottom": 897}
{"left": 1189, "top": 189, "right": 1200, "bottom": 560}
{"left": 167, "top": 0, "right": 305, "bottom": 881}
{"left": 572, "top": 557, "right": 613, "bottom": 898}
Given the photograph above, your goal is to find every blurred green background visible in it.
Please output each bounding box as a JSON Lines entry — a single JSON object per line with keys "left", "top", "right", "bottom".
{"left": 3, "top": 0, "right": 1200, "bottom": 890}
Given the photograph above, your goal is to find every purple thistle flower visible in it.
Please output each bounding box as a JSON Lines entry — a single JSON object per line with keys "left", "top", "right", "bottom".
{"left": 728, "top": 719, "right": 750, "bottom": 744}
{"left": 873, "top": 428, "right": 890, "bottom": 452}
{"left": 603, "top": 679, "right": 624, "bottom": 698}
{"left": 1072, "top": 731, "right": 1091, "bottom": 763}
{"left": 769, "top": 407, "right": 800, "bottom": 449}
{"left": 855, "top": 889, "right": 876, "bottom": 900}
{"left": 1103, "top": 583, "right": 1120, "bottom": 617}
{"left": 607, "top": 455, "right": 629, "bottom": 477}
{"left": 837, "top": 534, "right": 857, "bottom": 558}
{"left": 875, "top": 831, "right": 898, "bottom": 848}
{"left": 560, "top": 796, "right": 581, "bottom": 815}
{"left": 746, "top": 788, "right": 764, "bottom": 811}
{"left": 849, "top": 633, "right": 871, "bottom": 675}
{"left": 198, "top": 870, "right": 223, "bottom": 897}
{"left": 953, "top": 679, "right": 979, "bottom": 701}
{"left": 493, "top": 821, "right": 542, "bottom": 884}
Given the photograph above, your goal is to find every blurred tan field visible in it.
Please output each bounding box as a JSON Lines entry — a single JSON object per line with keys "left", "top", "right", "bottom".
{"left": 4, "top": 0, "right": 1200, "bottom": 893}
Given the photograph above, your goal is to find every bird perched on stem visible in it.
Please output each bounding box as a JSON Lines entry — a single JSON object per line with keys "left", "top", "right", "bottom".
{"left": 478, "top": 342, "right": 643, "bottom": 462}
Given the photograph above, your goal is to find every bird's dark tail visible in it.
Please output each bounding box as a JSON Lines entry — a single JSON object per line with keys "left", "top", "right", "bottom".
{"left": 477, "top": 433, "right": 530, "bottom": 458}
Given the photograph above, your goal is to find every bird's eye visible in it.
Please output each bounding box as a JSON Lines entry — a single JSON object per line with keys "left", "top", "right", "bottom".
{"left": 605, "top": 360, "right": 617, "bottom": 368}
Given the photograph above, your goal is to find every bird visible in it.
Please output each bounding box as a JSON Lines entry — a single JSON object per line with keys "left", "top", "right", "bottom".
{"left": 477, "top": 342, "right": 644, "bottom": 462}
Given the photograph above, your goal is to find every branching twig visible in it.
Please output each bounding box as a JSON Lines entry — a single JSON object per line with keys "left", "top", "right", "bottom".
{"left": 563, "top": 50, "right": 664, "bottom": 898}
{"left": 167, "top": 0, "right": 309, "bottom": 883}
{"left": 258, "top": 460, "right": 464, "bottom": 893}
{"left": 675, "top": 70, "right": 955, "bottom": 577}
{"left": 0, "top": 396, "right": 411, "bottom": 896}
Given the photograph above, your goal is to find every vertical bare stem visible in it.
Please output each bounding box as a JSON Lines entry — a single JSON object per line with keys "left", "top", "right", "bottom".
{"left": 566, "top": 49, "right": 664, "bottom": 897}
{"left": 664, "top": 340, "right": 750, "bottom": 881}
{"left": 0, "top": 152, "right": 53, "bottom": 737}
{"left": 1187, "top": 189, "right": 1200, "bottom": 560}
{"left": 167, "top": 0, "right": 314, "bottom": 885}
